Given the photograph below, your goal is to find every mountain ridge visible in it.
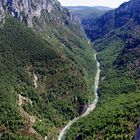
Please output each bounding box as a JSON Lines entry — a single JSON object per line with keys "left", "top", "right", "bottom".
{"left": 0, "top": 0, "right": 85, "bottom": 37}
{"left": 66, "top": 6, "right": 112, "bottom": 21}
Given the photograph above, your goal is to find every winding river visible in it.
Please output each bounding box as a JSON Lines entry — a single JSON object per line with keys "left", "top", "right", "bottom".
{"left": 58, "top": 53, "right": 101, "bottom": 140}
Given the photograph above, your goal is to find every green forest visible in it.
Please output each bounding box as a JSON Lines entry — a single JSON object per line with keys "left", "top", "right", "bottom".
{"left": 0, "top": 17, "right": 96, "bottom": 139}
{"left": 65, "top": 29, "right": 140, "bottom": 139}
{"left": 1, "top": 0, "right": 140, "bottom": 139}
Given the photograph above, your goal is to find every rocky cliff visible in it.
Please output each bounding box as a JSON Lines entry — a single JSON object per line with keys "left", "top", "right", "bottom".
{"left": 84, "top": 0, "right": 140, "bottom": 41}
{"left": 0, "top": 0, "right": 82, "bottom": 34}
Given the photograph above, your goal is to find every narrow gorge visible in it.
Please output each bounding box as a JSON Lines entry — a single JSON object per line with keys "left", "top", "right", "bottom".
{"left": 0, "top": 0, "right": 140, "bottom": 139}
{"left": 58, "top": 53, "right": 101, "bottom": 140}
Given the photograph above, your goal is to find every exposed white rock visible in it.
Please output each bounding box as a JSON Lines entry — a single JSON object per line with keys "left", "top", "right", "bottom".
{"left": 18, "top": 94, "right": 26, "bottom": 106}
{"left": 45, "top": 136, "right": 48, "bottom": 140}
{"left": 29, "top": 128, "right": 37, "bottom": 134}
{"left": 47, "top": 3, "right": 52, "bottom": 13}
{"left": 33, "top": 73, "right": 38, "bottom": 88}
{"left": 18, "top": 94, "right": 37, "bottom": 135}
{"left": 18, "top": 94, "right": 33, "bottom": 106}
{"left": 0, "top": 4, "right": 5, "bottom": 24}
{"left": 30, "top": 116, "right": 36, "bottom": 123}
{"left": 0, "top": 0, "right": 52, "bottom": 27}
{"left": 0, "top": 0, "right": 78, "bottom": 30}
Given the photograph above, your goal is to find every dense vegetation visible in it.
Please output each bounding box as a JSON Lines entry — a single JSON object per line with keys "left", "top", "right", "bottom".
{"left": 0, "top": 17, "right": 96, "bottom": 139}
{"left": 65, "top": 0, "right": 140, "bottom": 139}
{"left": 66, "top": 91, "right": 140, "bottom": 140}
{"left": 65, "top": 19, "right": 140, "bottom": 140}
{"left": 1, "top": 0, "right": 140, "bottom": 139}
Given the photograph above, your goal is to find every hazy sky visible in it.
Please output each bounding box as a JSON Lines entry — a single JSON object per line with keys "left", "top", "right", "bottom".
{"left": 58, "top": 0, "right": 129, "bottom": 8}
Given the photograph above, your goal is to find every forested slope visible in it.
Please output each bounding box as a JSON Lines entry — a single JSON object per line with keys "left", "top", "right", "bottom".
{"left": 0, "top": 0, "right": 97, "bottom": 139}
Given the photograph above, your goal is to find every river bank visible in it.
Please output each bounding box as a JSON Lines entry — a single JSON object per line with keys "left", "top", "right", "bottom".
{"left": 58, "top": 53, "right": 101, "bottom": 140}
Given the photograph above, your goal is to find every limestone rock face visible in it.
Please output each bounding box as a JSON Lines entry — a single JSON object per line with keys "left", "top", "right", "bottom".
{"left": 0, "top": 0, "right": 77, "bottom": 28}
{"left": 0, "top": 1, "right": 5, "bottom": 24}
{"left": 1, "top": 0, "right": 45, "bottom": 26}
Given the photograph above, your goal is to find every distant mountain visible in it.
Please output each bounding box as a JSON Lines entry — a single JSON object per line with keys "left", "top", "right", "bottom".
{"left": 66, "top": 6, "right": 112, "bottom": 11}
{"left": 66, "top": 6, "right": 112, "bottom": 20}
{"left": 66, "top": 6, "right": 112, "bottom": 38}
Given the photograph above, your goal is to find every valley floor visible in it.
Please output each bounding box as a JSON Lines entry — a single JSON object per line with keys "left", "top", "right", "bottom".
{"left": 65, "top": 34, "right": 140, "bottom": 139}
{"left": 58, "top": 53, "right": 100, "bottom": 140}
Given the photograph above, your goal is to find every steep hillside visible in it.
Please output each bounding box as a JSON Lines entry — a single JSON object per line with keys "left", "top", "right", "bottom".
{"left": 84, "top": 0, "right": 140, "bottom": 41}
{"left": 0, "top": 0, "right": 96, "bottom": 140}
{"left": 65, "top": 0, "right": 140, "bottom": 139}
{"left": 0, "top": 0, "right": 85, "bottom": 36}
